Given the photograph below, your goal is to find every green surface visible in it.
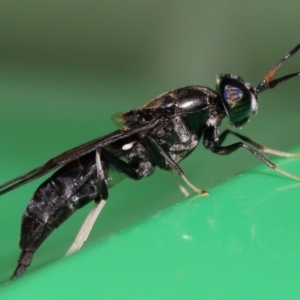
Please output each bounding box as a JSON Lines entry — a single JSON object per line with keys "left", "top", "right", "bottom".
{"left": 1, "top": 151, "right": 300, "bottom": 299}
{"left": 0, "top": 1, "right": 300, "bottom": 299}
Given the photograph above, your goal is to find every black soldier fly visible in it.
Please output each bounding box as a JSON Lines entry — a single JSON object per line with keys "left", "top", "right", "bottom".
{"left": 1, "top": 42, "right": 300, "bottom": 280}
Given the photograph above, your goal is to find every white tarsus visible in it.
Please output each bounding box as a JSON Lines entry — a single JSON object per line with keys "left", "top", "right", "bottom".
{"left": 65, "top": 200, "right": 107, "bottom": 256}
{"left": 65, "top": 150, "right": 107, "bottom": 256}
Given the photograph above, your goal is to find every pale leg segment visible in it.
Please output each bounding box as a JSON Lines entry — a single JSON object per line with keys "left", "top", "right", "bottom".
{"left": 170, "top": 171, "right": 190, "bottom": 197}
{"left": 170, "top": 171, "right": 209, "bottom": 197}
{"left": 181, "top": 174, "right": 208, "bottom": 195}
{"left": 65, "top": 150, "right": 108, "bottom": 256}
{"left": 221, "top": 129, "right": 300, "bottom": 158}
{"left": 260, "top": 147, "right": 300, "bottom": 157}
{"left": 65, "top": 200, "right": 107, "bottom": 256}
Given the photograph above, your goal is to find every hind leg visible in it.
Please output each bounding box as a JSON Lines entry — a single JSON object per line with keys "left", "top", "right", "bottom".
{"left": 65, "top": 144, "right": 158, "bottom": 255}
{"left": 65, "top": 150, "right": 108, "bottom": 255}
{"left": 11, "top": 153, "right": 100, "bottom": 279}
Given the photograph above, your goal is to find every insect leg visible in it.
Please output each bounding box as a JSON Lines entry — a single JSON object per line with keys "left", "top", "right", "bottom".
{"left": 66, "top": 143, "right": 158, "bottom": 255}
{"left": 66, "top": 150, "right": 108, "bottom": 255}
{"left": 65, "top": 200, "right": 106, "bottom": 256}
{"left": 205, "top": 127, "right": 300, "bottom": 181}
{"left": 170, "top": 171, "right": 190, "bottom": 197}
{"left": 11, "top": 154, "right": 99, "bottom": 279}
{"left": 146, "top": 135, "right": 184, "bottom": 175}
{"left": 147, "top": 136, "right": 208, "bottom": 195}
{"left": 219, "top": 129, "right": 300, "bottom": 157}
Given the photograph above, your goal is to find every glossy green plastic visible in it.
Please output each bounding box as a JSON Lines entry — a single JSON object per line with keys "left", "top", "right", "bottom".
{"left": 1, "top": 4, "right": 300, "bottom": 296}
{"left": 1, "top": 149, "right": 300, "bottom": 299}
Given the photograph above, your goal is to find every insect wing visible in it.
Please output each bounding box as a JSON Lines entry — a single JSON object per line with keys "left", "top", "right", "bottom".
{"left": 0, "top": 120, "right": 159, "bottom": 196}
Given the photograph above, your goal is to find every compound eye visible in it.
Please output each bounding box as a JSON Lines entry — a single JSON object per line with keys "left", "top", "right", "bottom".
{"left": 218, "top": 75, "right": 254, "bottom": 128}
{"left": 222, "top": 83, "right": 251, "bottom": 127}
{"left": 223, "top": 85, "right": 244, "bottom": 109}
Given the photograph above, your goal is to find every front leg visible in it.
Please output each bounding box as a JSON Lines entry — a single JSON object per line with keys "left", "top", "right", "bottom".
{"left": 203, "top": 126, "right": 300, "bottom": 182}
{"left": 219, "top": 129, "right": 300, "bottom": 158}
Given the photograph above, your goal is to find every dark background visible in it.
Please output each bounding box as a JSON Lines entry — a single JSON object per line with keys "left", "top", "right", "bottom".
{"left": 0, "top": 0, "right": 300, "bottom": 286}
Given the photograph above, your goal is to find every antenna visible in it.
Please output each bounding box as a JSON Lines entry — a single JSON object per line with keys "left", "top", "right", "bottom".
{"left": 256, "top": 42, "right": 300, "bottom": 93}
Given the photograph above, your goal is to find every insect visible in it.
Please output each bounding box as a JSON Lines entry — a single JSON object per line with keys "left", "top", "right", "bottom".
{"left": 1, "top": 42, "right": 300, "bottom": 280}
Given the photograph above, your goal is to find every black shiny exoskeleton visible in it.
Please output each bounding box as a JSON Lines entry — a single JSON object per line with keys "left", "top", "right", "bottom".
{"left": 1, "top": 42, "right": 300, "bottom": 280}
